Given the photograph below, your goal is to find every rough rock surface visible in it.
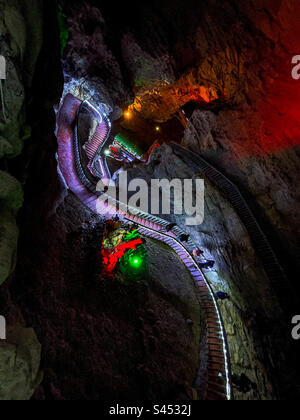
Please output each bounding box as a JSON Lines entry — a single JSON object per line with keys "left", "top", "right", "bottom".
{"left": 66, "top": 0, "right": 300, "bottom": 286}
{"left": 0, "top": 0, "right": 43, "bottom": 157}
{"left": 0, "top": 0, "right": 62, "bottom": 400}
{"left": 0, "top": 325, "right": 42, "bottom": 400}
{"left": 0, "top": 171, "right": 23, "bottom": 285}
{"left": 0, "top": 0, "right": 42, "bottom": 287}
{"left": 12, "top": 194, "right": 202, "bottom": 400}
{"left": 122, "top": 144, "right": 293, "bottom": 399}
{"left": 62, "top": 1, "right": 300, "bottom": 287}
{"left": 0, "top": 0, "right": 299, "bottom": 401}
{"left": 55, "top": 0, "right": 299, "bottom": 399}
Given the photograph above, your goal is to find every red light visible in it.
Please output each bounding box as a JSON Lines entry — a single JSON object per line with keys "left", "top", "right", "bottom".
{"left": 102, "top": 238, "right": 144, "bottom": 272}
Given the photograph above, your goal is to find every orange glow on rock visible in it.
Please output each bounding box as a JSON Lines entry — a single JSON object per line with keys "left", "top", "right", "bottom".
{"left": 129, "top": 77, "right": 220, "bottom": 123}
{"left": 124, "top": 110, "right": 132, "bottom": 119}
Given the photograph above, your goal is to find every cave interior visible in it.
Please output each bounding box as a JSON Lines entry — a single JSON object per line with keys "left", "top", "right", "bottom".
{"left": 0, "top": 0, "right": 299, "bottom": 401}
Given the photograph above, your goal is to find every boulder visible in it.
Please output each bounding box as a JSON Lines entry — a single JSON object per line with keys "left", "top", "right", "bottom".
{"left": 0, "top": 325, "right": 42, "bottom": 401}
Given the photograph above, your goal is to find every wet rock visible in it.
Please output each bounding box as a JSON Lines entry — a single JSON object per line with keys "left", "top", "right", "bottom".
{"left": 0, "top": 171, "right": 23, "bottom": 214}
{"left": 0, "top": 171, "right": 23, "bottom": 286}
{"left": 0, "top": 325, "right": 42, "bottom": 401}
{"left": 4, "top": 4, "right": 27, "bottom": 60}
{"left": 124, "top": 143, "right": 280, "bottom": 399}
{"left": 0, "top": 0, "right": 60, "bottom": 400}
{"left": 11, "top": 193, "right": 202, "bottom": 400}
{"left": 0, "top": 136, "right": 13, "bottom": 158}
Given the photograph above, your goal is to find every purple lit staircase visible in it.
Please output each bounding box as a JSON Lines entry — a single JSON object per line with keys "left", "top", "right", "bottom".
{"left": 57, "top": 93, "right": 233, "bottom": 401}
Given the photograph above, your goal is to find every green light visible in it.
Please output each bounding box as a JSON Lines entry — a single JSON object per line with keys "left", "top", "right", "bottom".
{"left": 57, "top": 4, "right": 69, "bottom": 56}
{"left": 130, "top": 256, "right": 142, "bottom": 268}
{"left": 124, "top": 230, "right": 139, "bottom": 242}
{"left": 115, "top": 134, "right": 143, "bottom": 157}
{"left": 118, "top": 236, "right": 148, "bottom": 281}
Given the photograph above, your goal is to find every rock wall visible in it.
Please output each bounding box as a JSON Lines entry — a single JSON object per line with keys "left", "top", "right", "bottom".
{"left": 0, "top": 0, "right": 63, "bottom": 400}
{"left": 122, "top": 144, "right": 286, "bottom": 399}
{"left": 62, "top": 1, "right": 300, "bottom": 284}
{"left": 58, "top": 0, "right": 300, "bottom": 399}
{"left": 0, "top": 0, "right": 43, "bottom": 287}
{"left": 0, "top": 325, "right": 42, "bottom": 400}
{"left": 1, "top": 0, "right": 204, "bottom": 400}
{"left": 12, "top": 194, "right": 202, "bottom": 400}
{"left": 0, "top": 0, "right": 298, "bottom": 400}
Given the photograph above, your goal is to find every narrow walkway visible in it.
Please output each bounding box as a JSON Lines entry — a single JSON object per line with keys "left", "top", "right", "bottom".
{"left": 128, "top": 219, "right": 231, "bottom": 400}
{"left": 171, "top": 142, "right": 294, "bottom": 309}
{"left": 57, "top": 93, "right": 233, "bottom": 400}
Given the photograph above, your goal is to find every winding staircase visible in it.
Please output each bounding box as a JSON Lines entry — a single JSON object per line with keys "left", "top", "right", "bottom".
{"left": 60, "top": 93, "right": 290, "bottom": 401}
{"left": 170, "top": 142, "right": 294, "bottom": 310}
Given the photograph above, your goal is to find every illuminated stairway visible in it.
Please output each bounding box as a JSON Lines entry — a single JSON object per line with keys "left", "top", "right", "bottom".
{"left": 84, "top": 120, "right": 109, "bottom": 176}
{"left": 171, "top": 142, "right": 294, "bottom": 310}
{"left": 130, "top": 222, "right": 231, "bottom": 401}
{"left": 57, "top": 93, "right": 233, "bottom": 401}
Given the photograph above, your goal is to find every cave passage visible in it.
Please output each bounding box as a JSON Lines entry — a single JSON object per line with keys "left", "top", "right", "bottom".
{"left": 56, "top": 91, "right": 232, "bottom": 400}
{"left": 1, "top": 0, "right": 300, "bottom": 403}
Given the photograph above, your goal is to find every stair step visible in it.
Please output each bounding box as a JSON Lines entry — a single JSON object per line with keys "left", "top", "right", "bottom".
{"left": 208, "top": 367, "right": 226, "bottom": 377}
{"left": 208, "top": 358, "right": 226, "bottom": 367}
{"left": 209, "top": 350, "right": 225, "bottom": 358}
{"left": 207, "top": 330, "right": 223, "bottom": 337}
{"left": 208, "top": 381, "right": 226, "bottom": 392}
{"left": 207, "top": 338, "right": 223, "bottom": 345}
